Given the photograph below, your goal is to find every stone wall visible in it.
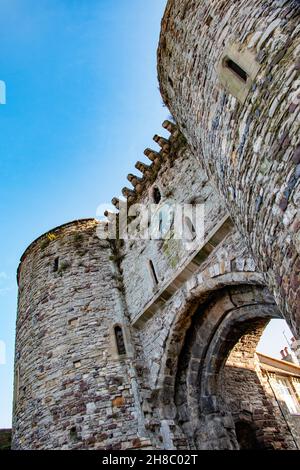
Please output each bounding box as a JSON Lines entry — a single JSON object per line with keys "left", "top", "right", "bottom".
{"left": 13, "top": 219, "right": 149, "bottom": 450}
{"left": 224, "top": 327, "right": 298, "bottom": 449}
{"left": 158, "top": 0, "right": 300, "bottom": 335}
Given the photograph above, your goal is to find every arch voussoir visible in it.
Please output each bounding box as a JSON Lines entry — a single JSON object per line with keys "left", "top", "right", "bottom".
{"left": 157, "top": 277, "right": 288, "bottom": 449}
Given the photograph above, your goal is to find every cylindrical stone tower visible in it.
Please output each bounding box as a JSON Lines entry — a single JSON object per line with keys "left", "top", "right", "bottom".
{"left": 12, "top": 219, "right": 145, "bottom": 450}
{"left": 158, "top": 0, "right": 300, "bottom": 334}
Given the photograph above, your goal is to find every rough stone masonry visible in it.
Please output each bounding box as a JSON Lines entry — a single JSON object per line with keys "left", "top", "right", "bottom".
{"left": 12, "top": 0, "right": 300, "bottom": 450}
{"left": 158, "top": 0, "right": 300, "bottom": 336}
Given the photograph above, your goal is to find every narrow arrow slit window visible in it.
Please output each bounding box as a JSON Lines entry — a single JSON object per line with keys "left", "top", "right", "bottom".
{"left": 224, "top": 58, "right": 248, "bottom": 83}
{"left": 149, "top": 260, "right": 159, "bottom": 286}
{"left": 114, "top": 325, "right": 126, "bottom": 356}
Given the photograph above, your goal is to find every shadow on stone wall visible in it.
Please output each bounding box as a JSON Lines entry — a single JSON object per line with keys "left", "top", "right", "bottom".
{"left": 0, "top": 429, "right": 11, "bottom": 450}
{"left": 223, "top": 364, "right": 298, "bottom": 450}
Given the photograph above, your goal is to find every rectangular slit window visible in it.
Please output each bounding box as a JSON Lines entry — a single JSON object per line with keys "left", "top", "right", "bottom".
{"left": 114, "top": 326, "right": 126, "bottom": 356}
{"left": 149, "top": 260, "right": 159, "bottom": 285}
{"left": 53, "top": 257, "right": 59, "bottom": 272}
{"left": 224, "top": 58, "right": 248, "bottom": 83}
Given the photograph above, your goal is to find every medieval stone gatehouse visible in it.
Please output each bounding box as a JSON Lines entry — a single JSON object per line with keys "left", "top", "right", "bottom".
{"left": 12, "top": 0, "right": 300, "bottom": 450}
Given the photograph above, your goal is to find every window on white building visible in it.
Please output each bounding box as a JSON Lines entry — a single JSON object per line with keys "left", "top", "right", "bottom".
{"left": 274, "top": 377, "right": 300, "bottom": 415}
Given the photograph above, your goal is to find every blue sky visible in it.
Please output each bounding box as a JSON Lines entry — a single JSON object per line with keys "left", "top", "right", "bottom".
{"left": 0, "top": 0, "right": 293, "bottom": 428}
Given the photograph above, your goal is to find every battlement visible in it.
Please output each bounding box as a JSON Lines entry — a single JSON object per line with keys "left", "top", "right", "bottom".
{"left": 110, "top": 120, "right": 185, "bottom": 210}
{"left": 17, "top": 218, "right": 99, "bottom": 285}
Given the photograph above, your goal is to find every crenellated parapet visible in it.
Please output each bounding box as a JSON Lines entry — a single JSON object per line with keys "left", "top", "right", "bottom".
{"left": 110, "top": 120, "right": 182, "bottom": 210}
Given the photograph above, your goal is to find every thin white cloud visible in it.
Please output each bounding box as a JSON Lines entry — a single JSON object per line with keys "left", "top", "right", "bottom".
{"left": 0, "top": 340, "right": 6, "bottom": 365}
{"left": 0, "top": 287, "right": 12, "bottom": 296}
{"left": 0, "top": 272, "right": 8, "bottom": 280}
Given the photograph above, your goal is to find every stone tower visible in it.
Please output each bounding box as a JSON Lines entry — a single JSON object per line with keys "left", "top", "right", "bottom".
{"left": 157, "top": 0, "right": 300, "bottom": 335}
{"left": 12, "top": 219, "right": 148, "bottom": 450}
